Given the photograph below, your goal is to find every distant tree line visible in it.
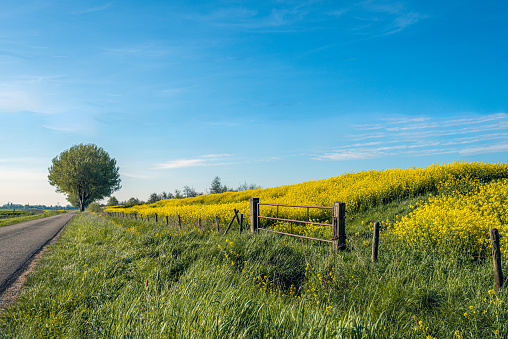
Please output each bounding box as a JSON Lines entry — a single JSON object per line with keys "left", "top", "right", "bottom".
{"left": 106, "top": 176, "right": 261, "bottom": 207}
{"left": 209, "top": 176, "right": 261, "bottom": 194}
{"left": 1, "top": 202, "right": 76, "bottom": 210}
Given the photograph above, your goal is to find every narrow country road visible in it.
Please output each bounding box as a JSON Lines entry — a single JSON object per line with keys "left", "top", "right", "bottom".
{"left": 0, "top": 211, "right": 76, "bottom": 293}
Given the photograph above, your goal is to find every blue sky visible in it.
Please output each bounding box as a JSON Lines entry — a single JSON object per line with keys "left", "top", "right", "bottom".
{"left": 1, "top": 0, "right": 507, "bottom": 206}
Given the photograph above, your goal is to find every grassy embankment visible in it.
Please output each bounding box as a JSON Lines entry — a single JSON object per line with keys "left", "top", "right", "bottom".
{"left": 1, "top": 162, "right": 507, "bottom": 338}
{"left": 0, "top": 210, "right": 69, "bottom": 228}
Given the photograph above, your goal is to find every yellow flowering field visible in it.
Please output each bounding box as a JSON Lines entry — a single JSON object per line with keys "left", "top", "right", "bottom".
{"left": 390, "top": 178, "right": 508, "bottom": 255}
{"left": 105, "top": 161, "right": 508, "bottom": 242}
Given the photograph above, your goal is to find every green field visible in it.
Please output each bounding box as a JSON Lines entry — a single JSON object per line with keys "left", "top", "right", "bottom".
{"left": 0, "top": 194, "right": 506, "bottom": 338}
{"left": 0, "top": 210, "right": 41, "bottom": 218}
{"left": 0, "top": 210, "right": 68, "bottom": 228}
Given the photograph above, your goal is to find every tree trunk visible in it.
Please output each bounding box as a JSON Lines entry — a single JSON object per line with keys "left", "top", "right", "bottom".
{"left": 80, "top": 192, "right": 85, "bottom": 212}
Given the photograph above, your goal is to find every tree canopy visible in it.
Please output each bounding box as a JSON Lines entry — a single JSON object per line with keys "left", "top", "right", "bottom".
{"left": 147, "top": 193, "right": 160, "bottom": 204}
{"left": 210, "top": 176, "right": 229, "bottom": 194}
{"left": 107, "top": 196, "right": 119, "bottom": 206}
{"left": 48, "top": 144, "right": 121, "bottom": 211}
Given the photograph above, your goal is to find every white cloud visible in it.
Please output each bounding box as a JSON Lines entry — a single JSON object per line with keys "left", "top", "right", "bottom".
{"left": 155, "top": 158, "right": 207, "bottom": 169}
{"left": 315, "top": 113, "right": 508, "bottom": 161}
{"left": 201, "top": 153, "right": 233, "bottom": 159}
{"left": 191, "top": 5, "right": 309, "bottom": 31}
{"left": 317, "top": 150, "right": 383, "bottom": 161}
{"left": 460, "top": 143, "right": 508, "bottom": 156}
{"left": 153, "top": 154, "right": 233, "bottom": 170}
{"left": 120, "top": 172, "right": 152, "bottom": 179}
{"left": 386, "top": 12, "right": 422, "bottom": 34}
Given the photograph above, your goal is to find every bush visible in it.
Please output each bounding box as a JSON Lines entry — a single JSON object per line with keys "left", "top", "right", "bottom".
{"left": 87, "top": 202, "right": 103, "bottom": 213}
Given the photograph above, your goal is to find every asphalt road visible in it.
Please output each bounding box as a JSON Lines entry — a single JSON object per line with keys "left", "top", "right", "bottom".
{"left": 0, "top": 211, "right": 76, "bottom": 292}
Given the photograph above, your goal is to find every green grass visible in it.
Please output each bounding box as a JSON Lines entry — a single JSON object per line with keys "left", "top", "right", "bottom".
{"left": 0, "top": 201, "right": 506, "bottom": 338}
{"left": 0, "top": 210, "right": 68, "bottom": 228}
{"left": 0, "top": 210, "right": 39, "bottom": 218}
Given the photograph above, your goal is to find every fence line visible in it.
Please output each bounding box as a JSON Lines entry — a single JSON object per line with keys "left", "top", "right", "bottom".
{"left": 101, "top": 208, "right": 504, "bottom": 290}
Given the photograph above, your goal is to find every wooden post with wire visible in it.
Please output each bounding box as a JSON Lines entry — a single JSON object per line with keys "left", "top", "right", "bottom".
{"left": 490, "top": 228, "right": 503, "bottom": 291}
{"left": 372, "top": 221, "right": 380, "bottom": 262}
{"left": 332, "top": 202, "right": 346, "bottom": 252}
{"left": 224, "top": 209, "right": 240, "bottom": 235}
{"left": 250, "top": 198, "right": 259, "bottom": 233}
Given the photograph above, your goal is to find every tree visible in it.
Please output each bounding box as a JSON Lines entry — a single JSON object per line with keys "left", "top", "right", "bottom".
{"left": 210, "top": 176, "right": 229, "bottom": 194}
{"left": 160, "top": 191, "right": 174, "bottom": 200}
{"left": 174, "top": 189, "right": 183, "bottom": 199}
{"left": 66, "top": 194, "right": 80, "bottom": 209}
{"left": 147, "top": 193, "right": 160, "bottom": 204}
{"left": 237, "top": 182, "right": 262, "bottom": 191}
{"left": 127, "top": 197, "right": 140, "bottom": 205}
{"left": 183, "top": 185, "right": 199, "bottom": 198}
{"left": 48, "top": 144, "right": 121, "bottom": 211}
{"left": 107, "top": 196, "right": 119, "bottom": 206}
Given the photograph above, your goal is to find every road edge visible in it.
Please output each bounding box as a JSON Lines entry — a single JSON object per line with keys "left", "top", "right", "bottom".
{"left": 0, "top": 212, "right": 76, "bottom": 312}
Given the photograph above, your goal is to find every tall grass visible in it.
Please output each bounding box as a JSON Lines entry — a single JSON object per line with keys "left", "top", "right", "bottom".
{"left": 1, "top": 206, "right": 507, "bottom": 338}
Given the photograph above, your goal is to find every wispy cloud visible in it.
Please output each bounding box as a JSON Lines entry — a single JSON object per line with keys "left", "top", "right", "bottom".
{"left": 73, "top": 2, "right": 113, "bottom": 15}
{"left": 342, "top": 0, "right": 425, "bottom": 36}
{"left": 190, "top": 5, "right": 311, "bottom": 31}
{"left": 41, "top": 111, "right": 98, "bottom": 135}
{"left": 153, "top": 154, "right": 234, "bottom": 170}
{"left": 460, "top": 143, "right": 508, "bottom": 156}
{"left": 15, "top": 74, "right": 65, "bottom": 83}
{"left": 315, "top": 113, "right": 508, "bottom": 161}
{"left": 120, "top": 172, "right": 152, "bottom": 179}
{"left": 157, "top": 85, "right": 197, "bottom": 97}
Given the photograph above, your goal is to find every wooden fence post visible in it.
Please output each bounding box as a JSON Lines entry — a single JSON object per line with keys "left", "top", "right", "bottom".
{"left": 165, "top": 216, "right": 169, "bottom": 225}
{"left": 224, "top": 209, "right": 239, "bottom": 235}
{"left": 250, "top": 198, "right": 259, "bottom": 233}
{"left": 155, "top": 213, "right": 158, "bottom": 223}
{"left": 178, "top": 215, "right": 181, "bottom": 229}
{"left": 216, "top": 216, "right": 220, "bottom": 232}
{"left": 490, "top": 228, "right": 503, "bottom": 291}
{"left": 239, "top": 214, "right": 243, "bottom": 234}
{"left": 372, "top": 222, "right": 380, "bottom": 262}
{"left": 332, "top": 202, "right": 346, "bottom": 252}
